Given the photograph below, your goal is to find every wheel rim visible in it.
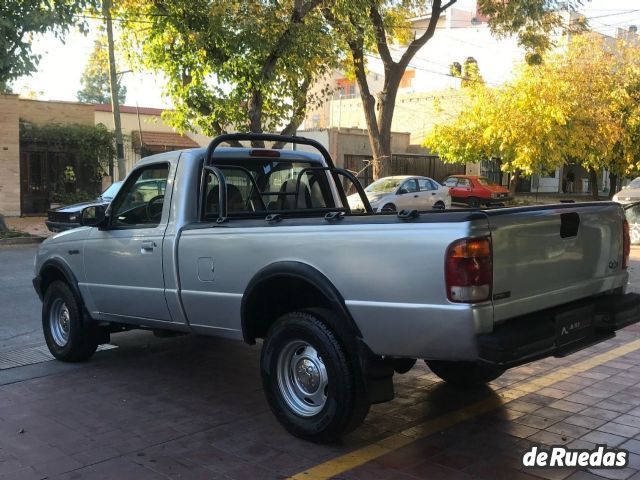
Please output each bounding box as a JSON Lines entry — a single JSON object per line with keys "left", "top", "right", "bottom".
{"left": 276, "top": 340, "right": 329, "bottom": 417}
{"left": 382, "top": 204, "right": 395, "bottom": 212}
{"left": 49, "top": 298, "right": 71, "bottom": 347}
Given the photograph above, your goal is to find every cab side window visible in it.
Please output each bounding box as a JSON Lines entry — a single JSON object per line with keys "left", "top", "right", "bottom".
{"left": 111, "top": 164, "right": 169, "bottom": 228}
{"left": 457, "top": 178, "right": 471, "bottom": 188}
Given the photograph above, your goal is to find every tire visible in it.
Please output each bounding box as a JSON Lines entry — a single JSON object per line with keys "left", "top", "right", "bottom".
{"left": 42, "top": 281, "right": 98, "bottom": 362}
{"left": 261, "top": 310, "right": 370, "bottom": 442}
{"left": 381, "top": 203, "right": 396, "bottom": 213}
{"left": 467, "top": 197, "right": 481, "bottom": 208}
{"left": 433, "top": 201, "right": 445, "bottom": 210}
{"left": 426, "top": 360, "right": 504, "bottom": 387}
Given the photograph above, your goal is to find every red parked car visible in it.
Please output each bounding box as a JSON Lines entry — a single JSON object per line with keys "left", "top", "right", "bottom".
{"left": 442, "top": 175, "right": 512, "bottom": 208}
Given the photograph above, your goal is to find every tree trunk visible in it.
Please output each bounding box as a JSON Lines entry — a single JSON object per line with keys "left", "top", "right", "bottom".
{"left": 375, "top": 70, "right": 402, "bottom": 179}
{"left": 508, "top": 170, "right": 520, "bottom": 196}
{"left": 589, "top": 169, "right": 599, "bottom": 200}
{"left": 608, "top": 172, "right": 618, "bottom": 200}
{"left": 0, "top": 214, "right": 7, "bottom": 233}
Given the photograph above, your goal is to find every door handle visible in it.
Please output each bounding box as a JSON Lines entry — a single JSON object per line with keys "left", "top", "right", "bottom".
{"left": 413, "top": 194, "right": 419, "bottom": 198}
{"left": 431, "top": 192, "right": 436, "bottom": 195}
{"left": 141, "top": 240, "right": 155, "bottom": 252}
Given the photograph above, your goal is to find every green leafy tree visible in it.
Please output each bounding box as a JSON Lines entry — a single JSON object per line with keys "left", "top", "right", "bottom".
{"left": 0, "top": 0, "right": 98, "bottom": 92}
{"left": 323, "top": 0, "right": 585, "bottom": 179}
{"left": 119, "top": 0, "right": 339, "bottom": 146}
{"left": 77, "top": 35, "right": 127, "bottom": 104}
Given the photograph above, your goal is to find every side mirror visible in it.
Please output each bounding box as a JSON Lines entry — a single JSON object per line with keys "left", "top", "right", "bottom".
{"left": 397, "top": 188, "right": 408, "bottom": 195}
{"left": 80, "top": 205, "right": 108, "bottom": 228}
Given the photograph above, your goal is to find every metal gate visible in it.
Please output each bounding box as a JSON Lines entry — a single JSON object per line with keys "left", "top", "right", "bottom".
{"left": 391, "top": 154, "right": 465, "bottom": 182}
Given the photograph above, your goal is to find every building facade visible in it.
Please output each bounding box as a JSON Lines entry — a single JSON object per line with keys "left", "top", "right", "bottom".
{"left": 0, "top": 97, "right": 210, "bottom": 216}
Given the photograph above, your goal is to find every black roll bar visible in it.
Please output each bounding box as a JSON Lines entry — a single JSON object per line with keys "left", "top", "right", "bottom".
{"left": 204, "top": 133, "right": 336, "bottom": 169}
{"left": 200, "top": 165, "right": 228, "bottom": 223}
{"left": 294, "top": 167, "right": 374, "bottom": 214}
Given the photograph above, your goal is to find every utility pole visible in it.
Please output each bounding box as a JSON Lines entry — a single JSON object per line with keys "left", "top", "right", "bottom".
{"left": 103, "top": 0, "right": 126, "bottom": 181}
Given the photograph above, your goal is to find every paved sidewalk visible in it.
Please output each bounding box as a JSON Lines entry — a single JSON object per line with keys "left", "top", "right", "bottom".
{"left": 4, "top": 217, "right": 52, "bottom": 238}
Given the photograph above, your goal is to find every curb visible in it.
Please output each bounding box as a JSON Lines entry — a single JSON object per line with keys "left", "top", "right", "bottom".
{"left": 0, "top": 236, "right": 46, "bottom": 246}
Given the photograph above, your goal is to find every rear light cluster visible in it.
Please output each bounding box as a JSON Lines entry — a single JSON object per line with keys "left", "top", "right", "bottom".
{"left": 445, "top": 237, "right": 492, "bottom": 303}
{"left": 623, "top": 219, "right": 631, "bottom": 270}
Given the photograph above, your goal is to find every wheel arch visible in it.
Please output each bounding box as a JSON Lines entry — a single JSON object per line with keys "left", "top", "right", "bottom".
{"left": 38, "top": 259, "right": 83, "bottom": 304}
{"left": 241, "top": 261, "right": 362, "bottom": 345}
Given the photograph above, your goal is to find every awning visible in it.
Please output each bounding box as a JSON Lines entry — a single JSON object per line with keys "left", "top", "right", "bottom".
{"left": 132, "top": 130, "right": 200, "bottom": 154}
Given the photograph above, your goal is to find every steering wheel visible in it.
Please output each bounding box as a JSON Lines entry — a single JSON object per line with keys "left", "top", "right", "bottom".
{"left": 146, "top": 194, "right": 164, "bottom": 221}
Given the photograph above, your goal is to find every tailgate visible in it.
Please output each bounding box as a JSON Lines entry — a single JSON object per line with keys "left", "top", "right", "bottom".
{"left": 488, "top": 202, "right": 628, "bottom": 323}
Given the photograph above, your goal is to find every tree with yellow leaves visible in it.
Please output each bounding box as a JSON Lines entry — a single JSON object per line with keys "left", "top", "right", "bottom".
{"left": 425, "top": 32, "right": 640, "bottom": 198}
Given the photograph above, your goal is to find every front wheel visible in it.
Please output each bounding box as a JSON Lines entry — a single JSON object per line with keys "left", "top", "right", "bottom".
{"left": 426, "top": 360, "right": 504, "bottom": 386}
{"left": 261, "top": 311, "right": 369, "bottom": 442}
{"left": 43, "top": 281, "right": 98, "bottom": 362}
{"left": 381, "top": 203, "right": 396, "bottom": 213}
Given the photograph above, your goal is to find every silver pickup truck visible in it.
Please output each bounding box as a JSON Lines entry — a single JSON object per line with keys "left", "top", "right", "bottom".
{"left": 33, "top": 134, "right": 640, "bottom": 442}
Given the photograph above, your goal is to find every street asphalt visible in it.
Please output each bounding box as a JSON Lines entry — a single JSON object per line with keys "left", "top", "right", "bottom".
{"left": 0, "top": 244, "right": 43, "bottom": 351}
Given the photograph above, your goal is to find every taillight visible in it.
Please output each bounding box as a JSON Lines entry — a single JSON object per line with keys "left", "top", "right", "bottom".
{"left": 445, "top": 237, "right": 492, "bottom": 303}
{"left": 623, "top": 219, "right": 630, "bottom": 269}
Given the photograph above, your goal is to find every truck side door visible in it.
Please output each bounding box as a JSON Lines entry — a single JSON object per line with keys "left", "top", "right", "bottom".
{"left": 83, "top": 162, "right": 173, "bottom": 322}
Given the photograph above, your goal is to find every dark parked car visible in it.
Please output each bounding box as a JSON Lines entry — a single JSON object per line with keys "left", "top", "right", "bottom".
{"left": 46, "top": 182, "right": 123, "bottom": 233}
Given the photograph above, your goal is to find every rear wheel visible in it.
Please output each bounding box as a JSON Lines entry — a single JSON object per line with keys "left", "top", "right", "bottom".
{"left": 43, "top": 281, "right": 98, "bottom": 362}
{"left": 381, "top": 203, "right": 396, "bottom": 213}
{"left": 426, "top": 360, "right": 504, "bottom": 386}
{"left": 433, "top": 201, "right": 445, "bottom": 210}
{"left": 261, "top": 310, "right": 369, "bottom": 442}
{"left": 467, "top": 197, "right": 481, "bottom": 208}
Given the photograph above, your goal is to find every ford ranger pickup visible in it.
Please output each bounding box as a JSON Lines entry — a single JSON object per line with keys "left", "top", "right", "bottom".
{"left": 33, "top": 133, "right": 640, "bottom": 442}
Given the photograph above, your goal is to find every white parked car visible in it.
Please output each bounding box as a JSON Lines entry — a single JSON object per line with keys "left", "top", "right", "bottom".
{"left": 348, "top": 175, "right": 451, "bottom": 212}
{"left": 613, "top": 177, "right": 640, "bottom": 204}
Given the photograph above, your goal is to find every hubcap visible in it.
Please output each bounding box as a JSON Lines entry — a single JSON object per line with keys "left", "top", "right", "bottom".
{"left": 276, "top": 340, "right": 329, "bottom": 417}
{"left": 50, "top": 299, "right": 71, "bottom": 347}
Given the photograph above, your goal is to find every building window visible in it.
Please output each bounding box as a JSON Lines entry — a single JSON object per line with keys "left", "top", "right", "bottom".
{"left": 336, "top": 78, "right": 356, "bottom": 97}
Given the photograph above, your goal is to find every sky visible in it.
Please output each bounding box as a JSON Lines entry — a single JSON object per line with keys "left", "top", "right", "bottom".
{"left": 10, "top": 0, "right": 640, "bottom": 109}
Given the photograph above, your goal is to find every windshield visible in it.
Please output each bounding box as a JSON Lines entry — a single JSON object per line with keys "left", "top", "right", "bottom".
{"left": 101, "top": 181, "right": 122, "bottom": 200}
{"left": 629, "top": 178, "right": 640, "bottom": 189}
{"left": 365, "top": 178, "right": 403, "bottom": 193}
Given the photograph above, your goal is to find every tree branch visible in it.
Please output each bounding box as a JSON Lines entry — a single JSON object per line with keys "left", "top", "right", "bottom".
{"left": 274, "top": 77, "right": 312, "bottom": 148}
{"left": 213, "top": 120, "right": 243, "bottom": 147}
{"left": 397, "top": 0, "right": 457, "bottom": 70}
{"left": 369, "top": 1, "right": 393, "bottom": 67}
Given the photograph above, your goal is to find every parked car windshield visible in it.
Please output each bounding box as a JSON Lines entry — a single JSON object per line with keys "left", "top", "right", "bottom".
{"left": 365, "top": 178, "right": 403, "bottom": 193}
{"left": 101, "top": 181, "right": 122, "bottom": 200}
{"left": 628, "top": 178, "right": 640, "bottom": 189}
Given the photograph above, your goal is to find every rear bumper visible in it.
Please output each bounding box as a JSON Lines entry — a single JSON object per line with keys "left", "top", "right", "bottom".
{"left": 478, "top": 292, "right": 640, "bottom": 368}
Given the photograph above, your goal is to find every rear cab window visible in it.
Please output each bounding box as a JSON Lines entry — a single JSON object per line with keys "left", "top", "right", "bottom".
{"left": 203, "top": 156, "right": 336, "bottom": 220}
